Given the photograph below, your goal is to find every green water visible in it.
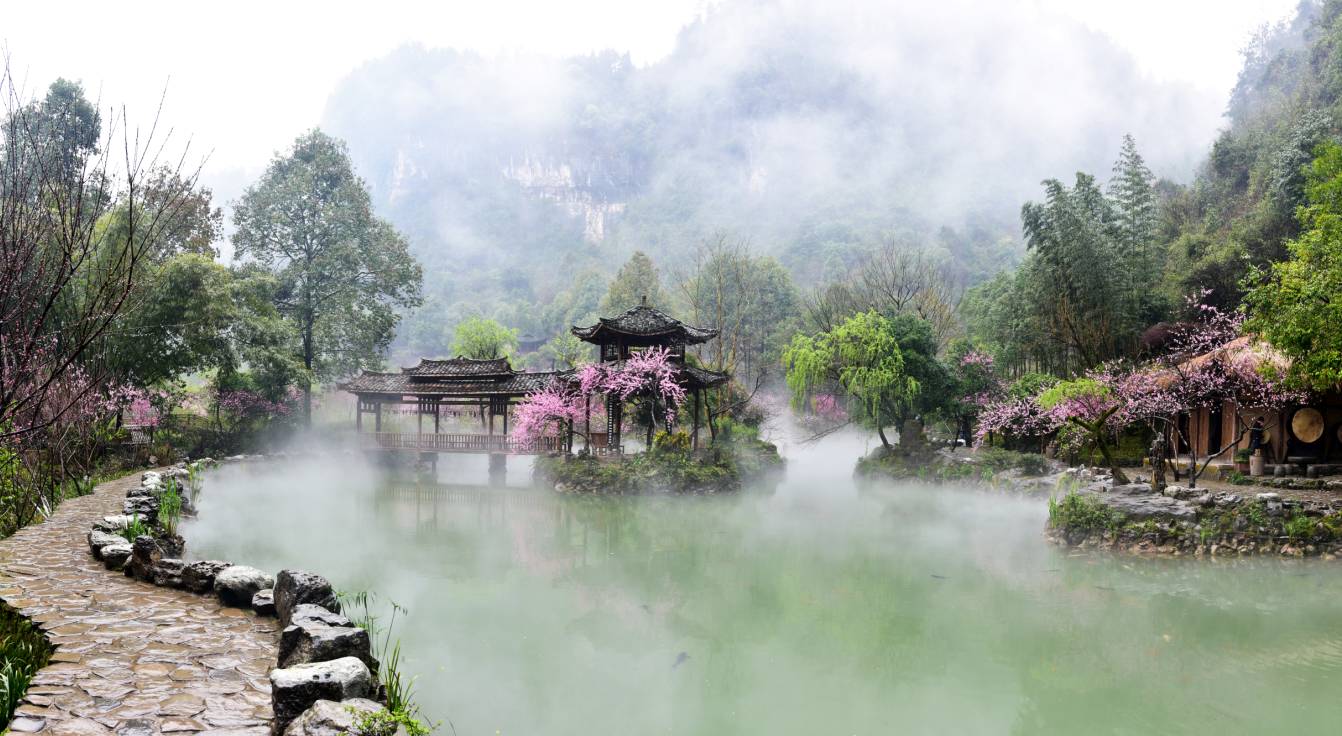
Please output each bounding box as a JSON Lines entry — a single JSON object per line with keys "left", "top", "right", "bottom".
{"left": 183, "top": 439, "right": 1342, "bottom": 735}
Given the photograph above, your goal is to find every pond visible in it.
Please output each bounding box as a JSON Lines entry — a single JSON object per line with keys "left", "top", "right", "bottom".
{"left": 182, "top": 432, "right": 1342, "bottom": 735}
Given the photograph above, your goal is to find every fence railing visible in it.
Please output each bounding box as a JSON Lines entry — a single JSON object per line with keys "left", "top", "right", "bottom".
{"left": 361, "top": 432, "right": 566, "bottom": 455}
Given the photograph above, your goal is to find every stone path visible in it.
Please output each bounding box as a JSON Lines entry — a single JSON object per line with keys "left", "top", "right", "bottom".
{"left": 0, "top": 471, "right": 277, "bottom": 734}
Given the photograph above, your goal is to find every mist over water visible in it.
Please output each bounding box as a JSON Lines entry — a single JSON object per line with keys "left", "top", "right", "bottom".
{"left": 185, "top": 429, "right": 1342, "bottom": 734}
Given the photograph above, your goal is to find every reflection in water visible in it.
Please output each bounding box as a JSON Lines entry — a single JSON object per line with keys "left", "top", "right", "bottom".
{"left": 183, "top": 432, "right": 1342, "bottom": 735}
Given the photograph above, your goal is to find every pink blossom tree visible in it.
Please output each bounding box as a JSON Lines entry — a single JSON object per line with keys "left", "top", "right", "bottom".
{"left": 516, "top": 347, "right": 690, "bottom": 451}
{"left": 578, "top": 347, "right": 687, "bottom": 435}
{"left": 510, "top": 383, "right": 586, "bottom": 449}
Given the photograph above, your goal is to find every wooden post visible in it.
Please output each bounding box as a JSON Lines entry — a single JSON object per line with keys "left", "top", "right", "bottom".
{"left": 375, "top": 401, "right": 382, "bottom": 432}
{"left": 584, "top": 395, "right": 591, "bottom": 453}
{"left": 692, "top": 389, "right": 700, "bottom": 450}
{"left": 434, "top": 403, "right": 440, "bottom": 434}
{"left": 356, "top": 401, "right": 363, "bottom": 432}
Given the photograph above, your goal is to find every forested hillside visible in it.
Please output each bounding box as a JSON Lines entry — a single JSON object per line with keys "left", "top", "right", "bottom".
{"left": 963, "top": 0, "right": 1342, "bottom": 379}
{"left": 321, "top": 0, "right": 1220, "bottom": 361}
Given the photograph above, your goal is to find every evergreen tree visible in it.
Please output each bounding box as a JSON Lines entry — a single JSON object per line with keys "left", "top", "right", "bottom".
{"left": 1107, "top": 134, "right": 1165, "bottom": 324}
{"left": 1108, "top": 134, "right": 1157, "bottom": 255}
{"left": 601, "top": 251, "right": 662, "bottom": 313}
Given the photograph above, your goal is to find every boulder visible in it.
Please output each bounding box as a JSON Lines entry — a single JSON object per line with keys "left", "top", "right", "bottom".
{"left": 141, "top": 471, "right": 162, "bottom": 484}
{"left": 162, "top": 466, "right": 190, "bottom": 481}
{"left": 289, "top": 604, "right": 351, "bottom": 627}
{"left": 181, "top": 560, "right": 232, "bottom": 594}
{"left": 278, "top": 610, "right": 374, "bottom": 669}
{"left": 253, "top": 589, "right": 276, "bottom": 617}
{"left": 269, "top": 657, "right": 375, "bottom": 734}
{"left": 151, "top": 558, "right": 187, "bottom": 588}
{"left": 124, "top": 536, "right": 163, "bottom": 582}
{"left": 282, "top": 698, "right": 385, "bottom": 736}
{"left": 214, "top": 566, "right": 276, "bottom": 608}
{"left": 101, "top": 543, "right": 133, "bottom": 570}
{"left": 1097, "top": 490, "right": 1197, "bottom": 522}
{"left": 274, "top": 570, "right": 341, "bottom": 627}
{"left": 156, "top": 534, "right": 185, "bottom": 559}
{"left": 123, "top": 496, "right": 158, "bottom": 523}
{"left": 93, "top": 515, "right": 134, "bottom": 533}
{"left": 88, "top": 530, "right": 126, "bottom": 559}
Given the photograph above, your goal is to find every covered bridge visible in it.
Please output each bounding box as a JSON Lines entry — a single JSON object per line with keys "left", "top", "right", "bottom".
{"left": 339, "top": 357, "right": 568, "bottom": 454}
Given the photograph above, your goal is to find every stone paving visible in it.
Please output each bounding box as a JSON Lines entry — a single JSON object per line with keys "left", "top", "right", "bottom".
{"left": 0, "top": 471, "right": 277, "bottom": 734}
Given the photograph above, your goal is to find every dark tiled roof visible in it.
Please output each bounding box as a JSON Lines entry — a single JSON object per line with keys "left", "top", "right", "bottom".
{"left": 571, "top": 305, "right": 718, "bottom": 345}
{"left": 340, "top": 371, "right": 562, "bottom": 397}
{"left": 403, "top": 357, "right": 514, "bottom": 378}
{"left": 681, "top": 364, "right": 731, "bottom": 389}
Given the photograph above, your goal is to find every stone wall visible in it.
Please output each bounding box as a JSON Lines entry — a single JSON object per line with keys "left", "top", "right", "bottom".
{"left": 1047, "top": 471, "right": 1342, "bottom": 557}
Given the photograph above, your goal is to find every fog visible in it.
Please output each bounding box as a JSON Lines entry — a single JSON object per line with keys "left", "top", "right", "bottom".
{"left": 313, "top": 0, "right": 1284, "bottom": 351}
{"left": 183, "top": 423, "right": 1342, "bottom": 734}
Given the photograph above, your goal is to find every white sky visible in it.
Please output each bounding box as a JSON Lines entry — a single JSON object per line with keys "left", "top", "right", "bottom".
{"left": 1, "top": 0, "right": 1302, "bottom": 197}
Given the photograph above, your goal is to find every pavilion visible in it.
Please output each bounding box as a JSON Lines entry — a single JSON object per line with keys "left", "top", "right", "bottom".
{"left": 339, "top": 301, "right": 729, "bottom": 459}
{"left": 571, "top": 301, "right": 729, "bottom": 452}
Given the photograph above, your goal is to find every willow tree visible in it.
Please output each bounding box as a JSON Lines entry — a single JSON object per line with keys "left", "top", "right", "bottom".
{"left": 783, "top": 311, "right": 918, "bottom": 449}
{"left": 450, "top": 316, "right": 517, "bottom": 360}
{"left": 233, "top": 130, "right": 422, "bottom": 424}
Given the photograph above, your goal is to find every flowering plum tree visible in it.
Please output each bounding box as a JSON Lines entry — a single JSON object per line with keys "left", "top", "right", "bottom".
{"left": 946, "top": 347, "right": 1002, "bottom": 450}
{"left": 973, "top": 294, "right": 1305, "bottom": 489}
{"left": 1037, "top": 377, "right": 1131, "bottom": 483}
{"left": 511, "top": 384, "right": 586, "bottom": 449}
{"left": 514, "top": 347, "right": 687, "bottom": 448}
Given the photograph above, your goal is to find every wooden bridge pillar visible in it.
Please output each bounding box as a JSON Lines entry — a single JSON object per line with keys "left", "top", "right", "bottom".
{"left": 488, "top": 453, "right": 506, "bottom": 484}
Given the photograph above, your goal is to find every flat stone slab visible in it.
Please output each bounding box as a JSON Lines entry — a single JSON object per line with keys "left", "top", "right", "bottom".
{"left": 0, "top": 470, "right": 279, "bottom": 731}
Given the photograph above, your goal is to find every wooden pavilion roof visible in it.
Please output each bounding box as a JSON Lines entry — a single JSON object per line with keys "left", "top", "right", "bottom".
{"left": 402, "top": 356, "right": 514, "bottom": 379}
{"left": 572, "top": 304, "right": 718, "bottom": 346}
{"left": 340, "top": 355, "right": 563, "bottom": 397}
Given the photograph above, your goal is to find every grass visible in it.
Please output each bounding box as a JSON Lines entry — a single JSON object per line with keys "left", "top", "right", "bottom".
{"left": 0, "top": 604, "right": 52, "bottom": 723}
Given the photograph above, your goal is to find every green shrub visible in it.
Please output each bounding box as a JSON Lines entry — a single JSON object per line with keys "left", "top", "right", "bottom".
{"left": 0, "top": 604, "right": 52, "bottom": 722}
{"left": 1285, "top": 514, "right": 1316, "bottom": 541}
{"left": 1047, "top": 492, "right": 1118, "bottom": 533}
{"left": 652, "top": 430, "right": 691, "bottom": 455}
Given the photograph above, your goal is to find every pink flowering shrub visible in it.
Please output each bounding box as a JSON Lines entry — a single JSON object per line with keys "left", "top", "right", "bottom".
{"left": 511, "top": 383, "right": 586, "bottom": 447}
{"left": 810, "top": 393, "right": 847, "bottom": 422}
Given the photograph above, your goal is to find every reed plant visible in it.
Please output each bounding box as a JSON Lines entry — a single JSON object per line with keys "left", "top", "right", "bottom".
{"left": 337, "top": 590, "right": 433, "bottom": 734}
{"left": 119, "top": 513, "right": 151, "bottom": 543}
{"left": 158, "top": 478, "right": 183, "bottom": 536}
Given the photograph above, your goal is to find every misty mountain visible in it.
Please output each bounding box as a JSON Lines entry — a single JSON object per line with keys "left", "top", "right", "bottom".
{"left": 321, "top": 0, "right": 1224, "bottom": 354}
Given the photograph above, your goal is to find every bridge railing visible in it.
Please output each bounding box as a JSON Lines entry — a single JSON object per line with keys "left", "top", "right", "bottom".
{"left": 361, "top": 432, "right": 566, "bottom": 455}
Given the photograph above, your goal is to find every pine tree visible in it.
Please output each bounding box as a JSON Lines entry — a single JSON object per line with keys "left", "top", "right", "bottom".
{"left": 1108, "top": 134, "right": 1157, "bottom": 254}
{"left": 1106, "top": 134, "right": 1164, "bottom": 325}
